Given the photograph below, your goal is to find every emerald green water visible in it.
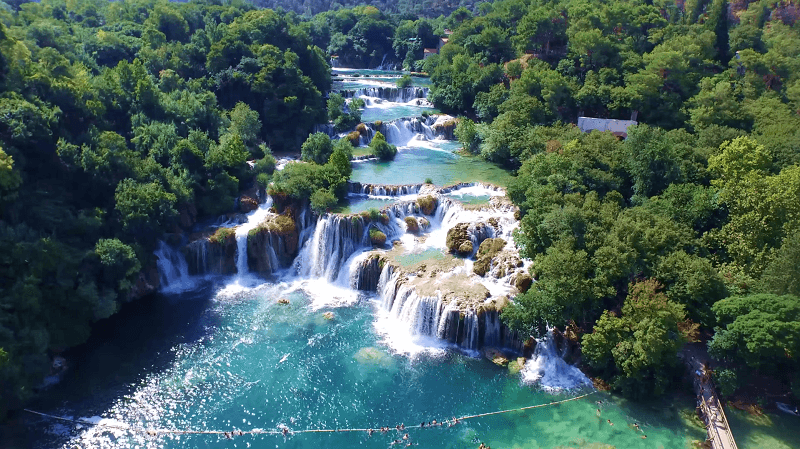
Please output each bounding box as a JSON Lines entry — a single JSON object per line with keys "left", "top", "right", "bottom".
{"left": 31, "top": 280, "right": 707, "bottom": 449}
{"left": 727, "top": 408, "right": 800, "bottom": 449}
{"left": 361, "top": 104, "right": 438, "bottom": 123}
{"left": 351, "top": 143, "right": 513, "bottom": 188}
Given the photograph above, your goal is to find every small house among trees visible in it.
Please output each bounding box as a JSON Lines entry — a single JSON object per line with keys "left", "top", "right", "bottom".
{"left": 577, "top": 117, "right": 638, "bottom": 138}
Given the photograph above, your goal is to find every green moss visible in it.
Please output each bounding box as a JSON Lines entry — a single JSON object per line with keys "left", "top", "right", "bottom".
{"left": 405, "top": 217, "right": 419, "bottom": 233}
{"left": 347, "top": 131, "right": 360, "bottom": 144}
{"left": 209, "top": 227, "right": 235, "bottom": 245}
{"left": 248, "top": 214, "right": 296, "bottom": 238}
{"left": 369, "top": 228, "right": 387, "bottom": 246}
{"left": 417, "top": 195, "right": 438, "bottom": 215}
{"left": 473, "top": 238, "right": 507, "bottom": 276}
{"left": 356, "top": 123, "right": 368, "bottom": 135}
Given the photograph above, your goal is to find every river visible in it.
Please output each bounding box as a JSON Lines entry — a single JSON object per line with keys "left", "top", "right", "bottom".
{"left": 24, "top": 68, "right": 788, "bottom": 449}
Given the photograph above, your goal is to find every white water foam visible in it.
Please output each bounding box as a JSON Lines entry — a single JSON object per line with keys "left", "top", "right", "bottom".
{"left": 521, "top": 329, "right": 593, "bottom": 391}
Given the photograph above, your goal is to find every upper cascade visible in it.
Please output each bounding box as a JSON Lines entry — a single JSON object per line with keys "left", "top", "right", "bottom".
{"left": 341, "top": 86, "right": 430, "bottom": 103}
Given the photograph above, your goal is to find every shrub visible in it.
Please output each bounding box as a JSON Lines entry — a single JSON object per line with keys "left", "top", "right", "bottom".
{"left": 424, "top": 177, "right": 433, "bottom": 184}
{"left": 310, "top": 188, "right": 337, "bottom": 214}
{"left": 347, "top": 131, "right": 361, "bottom": 145}
{"left": 209, "top": 227, "right": 235, "bottom": 244}
{"left": 368, "top": 208, "right": 382, "bottom": 221}
{"left": 397, "top": 74, "right": 413, "bottom": 88}
{"left": 301, "top": 132, "right": 334, "bottom": 165}
{"left": 369, "top": 131, "right": 397, "bottom": 161}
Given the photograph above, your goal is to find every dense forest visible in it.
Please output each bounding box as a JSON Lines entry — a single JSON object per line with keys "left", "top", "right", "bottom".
{"left": 1, "top": 0, "right": 799, "bottom": 420}
{"left": 430, "top": 0, "right": 800, "bottom": 400}
{"left": 0, "top": 0, "right": 349, "bottom": 418}
{"left": 251, "top": 0, "right": 484, "bottom": 18}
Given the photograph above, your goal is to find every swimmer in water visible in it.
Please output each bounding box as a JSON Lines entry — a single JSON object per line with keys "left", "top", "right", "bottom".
{"left": 607, "top": 419, "right": 613, "bottom": 426}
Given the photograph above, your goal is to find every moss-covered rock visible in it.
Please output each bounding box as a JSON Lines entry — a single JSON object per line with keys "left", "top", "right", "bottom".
{"left": 458, "top": 241, "right": 473, "bottom": 255}
{"left": 473, "top": 238, "right": 507, "bottom": 276}
{"left": 418, "top": 217, "right": 430, "bottom": 230}
{"left": 369, "top": 228, "right": 387, "bottom": 246}
{"left": 417, "top": 195, "right": 437, "bottom": 215}
{"left": 356, "top": 123, "right": 368, "bottom": 135}
{"left": 347, "top": 131, "right": 360, "bottom": 145}
{"left": 508, "top": 357, "right": 526, "bottom": 375}
{"left": 209, "top": 227, "right": 235, "bottom": 245}
{"left": 446, "top": 223, "right": 473, "bottom": 256}
{"left": 515, "top": 272, "right": 533, "bottom": 293}
{"left": 404, "top": 216, "right": 419, "bottom": 233}
{"left": 483, "top": 347, "right": 509, "bottom": 367}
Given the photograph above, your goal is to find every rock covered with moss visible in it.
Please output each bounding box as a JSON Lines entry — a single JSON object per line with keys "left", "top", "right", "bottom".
{"left": 404, "top": 216, "right": 420, "bottom": 233}
{"left": 369, "top": 228, "right": 387, "bottom": 246}
{"left": 473, "top": 238, "right": 506, "bottom": 276}
{"left": 416, "top": 195, "right": 438, "bottom": 215}
{"left": 247, "top": 213, "right": 300, "bottom": 274}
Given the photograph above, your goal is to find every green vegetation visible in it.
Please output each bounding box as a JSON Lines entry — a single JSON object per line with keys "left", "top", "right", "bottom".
{"left": 369, "top": 228, "right": 387, "bottom": 246}
{"left": 369, "top": 131, "right": 397, "bottom": 161}
{"left": 0, "top": 0, "right": 335, "bottom": 418}
{"left": 403, "top": 0, "right": 800, "bottom": 400}
{"left": 582, "top": 280, "right": 695, "bottom": 398}
{"left": 397, "top": 75, "right": 413, "bottom": 88}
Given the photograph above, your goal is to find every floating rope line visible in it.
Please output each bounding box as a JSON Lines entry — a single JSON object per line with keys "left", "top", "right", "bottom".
{"left": 25, "top": 390, "right": 597, "bottom": 437}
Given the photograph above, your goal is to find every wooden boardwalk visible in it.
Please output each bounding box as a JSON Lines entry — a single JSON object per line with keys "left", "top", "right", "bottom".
{"left": 686, "top": 351, "right": 739, "bottom": 449}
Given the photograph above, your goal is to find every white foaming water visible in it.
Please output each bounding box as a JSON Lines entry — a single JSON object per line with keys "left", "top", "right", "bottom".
{"left": 445, "top": 184, "right": 506, "bottom": 198}
{"left": 218, "top": 198, "right": 274, "bottom": 296}
{"left": 154, "top": 240, "right": 195, "bottom": 294}
{"left": 522, "top": 329, "right": 593, "bottom": 391}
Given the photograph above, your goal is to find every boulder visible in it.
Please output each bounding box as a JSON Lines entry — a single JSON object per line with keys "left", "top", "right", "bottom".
{"left": 417, "top": 195, "right": 438, "bottom": 215}
{"left": 404, "top": 217, "right": 419, "bottom": 234}
{"left": 483, "top": 347, "right": 509, "bottom": 367}
{"left": 369, "top": 228, "right": 387, "bottom": 246}
{"left": 239, "top": 195, "right": 259, "bottom": 213}
{"left": 446, "top": 223, "right": 476, "bottom": 257}
{"left": 508, "top": 357, "right": 526, "bottom": 375}
{"left": 514, "top": 272, "right": 533, "bottom": 293}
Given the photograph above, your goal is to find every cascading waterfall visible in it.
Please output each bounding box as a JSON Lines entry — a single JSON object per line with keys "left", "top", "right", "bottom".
{"left": 521, "top": 329, "right": 592, "bottom": 391}
{"left": 154, "top": 240, "right": 193, "bottom": 292}
{"left": 233, "top": 198, "right": 274, "bottom": 278}
{"left": 342, "top": 87, "right": 429, "bottom": 103}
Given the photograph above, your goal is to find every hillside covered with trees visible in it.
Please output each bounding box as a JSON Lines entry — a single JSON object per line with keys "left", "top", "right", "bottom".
{"left": 426, "top": 0, "right": 800, "bottom": 400}
{"left": 0, "top": 0, "right": 347, "bottom": 417}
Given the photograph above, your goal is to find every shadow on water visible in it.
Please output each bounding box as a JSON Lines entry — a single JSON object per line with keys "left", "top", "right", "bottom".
{"left": 27, "top": 281, "right": 221, "bottom": 417}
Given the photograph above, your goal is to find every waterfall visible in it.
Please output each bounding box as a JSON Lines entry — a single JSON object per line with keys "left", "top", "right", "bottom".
{"left": 233, "top": 198, "right": 273, "bottom": 278}
{"left": 154, "top": 240, "right": 193, "bottom": 292}
{"left": 296, "top": 215, "right": 369, "bottom": 282}
{"left": 521, "top": 329, "right": 592, "bottom": 391}
{"left": 342, "top": 87, "right": 429, "bottom": 103}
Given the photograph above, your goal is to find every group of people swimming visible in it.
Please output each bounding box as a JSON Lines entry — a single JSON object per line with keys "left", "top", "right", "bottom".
{"left": 596, "top": 400, "right": 648, "bottom": 439}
